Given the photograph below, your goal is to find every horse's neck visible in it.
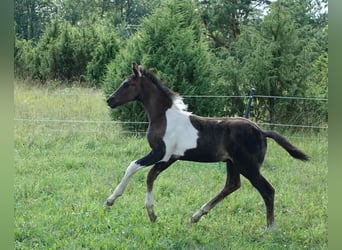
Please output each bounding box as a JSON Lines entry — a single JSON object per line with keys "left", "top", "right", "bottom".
{"left": 141, "top": 83, "right": 173, "bottom": 123}
{"left": 142, "top": 85, "right": 172, "bottom": 147}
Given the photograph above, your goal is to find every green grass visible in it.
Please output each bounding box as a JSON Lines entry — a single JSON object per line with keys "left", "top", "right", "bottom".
{"left": 14, "top": 82, "right": 327, "bottom": 249}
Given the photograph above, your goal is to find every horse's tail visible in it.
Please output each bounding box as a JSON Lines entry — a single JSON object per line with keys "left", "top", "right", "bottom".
{"left": 263, "top": 130, "right": 309, "bottom": 161}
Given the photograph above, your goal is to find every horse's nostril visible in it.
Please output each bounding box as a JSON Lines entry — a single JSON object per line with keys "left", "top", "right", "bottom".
{"left": 106, "top": 97, "right": 112, "bottom": 105}
{"left": 106, "top": 97, "right": 117, "bottom": 108}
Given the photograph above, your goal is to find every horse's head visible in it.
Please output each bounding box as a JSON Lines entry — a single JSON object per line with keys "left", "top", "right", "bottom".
{"left": 107, "top": 62, "right": 143, "bottom": 109}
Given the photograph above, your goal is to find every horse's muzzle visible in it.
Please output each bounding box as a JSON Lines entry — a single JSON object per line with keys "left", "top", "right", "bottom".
{"left": 106, "top": 97, "right": 118, "bottom": 109}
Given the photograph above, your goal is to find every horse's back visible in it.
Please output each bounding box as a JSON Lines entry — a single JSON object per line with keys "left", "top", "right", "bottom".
{"left": 183, "top": 115, "right": 267, "bottom": 164}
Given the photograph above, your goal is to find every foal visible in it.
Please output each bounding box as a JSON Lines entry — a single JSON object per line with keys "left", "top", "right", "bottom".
{"left": 105, "top": 62, "right": 309, "bottom": 228}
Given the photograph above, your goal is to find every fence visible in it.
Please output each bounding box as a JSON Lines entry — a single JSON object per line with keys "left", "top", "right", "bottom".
{"left": 14, "top": 89, "right": 328, "bottom": 136}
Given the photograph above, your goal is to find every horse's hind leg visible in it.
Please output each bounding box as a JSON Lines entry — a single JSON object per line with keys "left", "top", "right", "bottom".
{"left": 190, "top": 160, "right": 241, "bottom": 223}
{"left": 146, "top": 159, "right": 176, "bottom": 222}
{"left": 250, "top": 174, "right": 275, "bottom": 228}
{"left": 241, "top": 168, "right": 275, "bottom": 228}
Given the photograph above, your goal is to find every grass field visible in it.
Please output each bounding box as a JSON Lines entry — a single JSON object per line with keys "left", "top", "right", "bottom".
{"left": 14, "top": 82, "right": 327, "bottom": 249}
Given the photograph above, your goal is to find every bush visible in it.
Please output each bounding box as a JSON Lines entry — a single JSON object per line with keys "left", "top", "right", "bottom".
{"left": 103, "top": 0, "right": 227, "bottom": 128}
{"left": 86, "top": 26, "right": 120, "bottom": 87}
{"left": 14, "top": 37, "right": 35, "bottom": 79}
{"left": 216, "top": 2, "right": 328, "bottom": 127}
{"left": 37, "top": 20, "right": 96, "bottom": 82}
{"left": 14, "top": 19, "right": 120, "bottom": 85}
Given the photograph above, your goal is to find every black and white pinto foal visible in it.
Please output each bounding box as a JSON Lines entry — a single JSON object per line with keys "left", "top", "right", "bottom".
{"left": 105, "top": 63, "right": 309, "bottom": 228}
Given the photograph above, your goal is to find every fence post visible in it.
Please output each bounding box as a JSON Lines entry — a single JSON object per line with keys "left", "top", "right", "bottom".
{"left": 244, "top": 88, "right": 255, "bottom": 118}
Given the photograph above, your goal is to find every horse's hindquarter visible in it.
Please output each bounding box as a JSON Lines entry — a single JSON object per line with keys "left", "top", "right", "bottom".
{"left": 183, "top": 116, "right": 267, "bottom": 163}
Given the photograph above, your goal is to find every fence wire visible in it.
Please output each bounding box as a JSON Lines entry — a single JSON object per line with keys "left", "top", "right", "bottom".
{"left": 14, "top": 92, "right": 328, "bottom": 136}
{"left": 15, "top": 91, "right": 328, "bottom": 101}
{"left": 14, "top": 118, "right": 327, "bottom": 130}
{"left": 14, "top": 120, "right": 327, "bottom": 142}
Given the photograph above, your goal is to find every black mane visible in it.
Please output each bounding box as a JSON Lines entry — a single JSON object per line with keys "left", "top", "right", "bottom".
{"left": 139, "top": 67, "right": 179, "bottom": 101}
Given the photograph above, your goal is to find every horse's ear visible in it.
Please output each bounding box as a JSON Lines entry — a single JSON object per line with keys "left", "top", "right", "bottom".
{"left": 132, "top": 62, "right": 142, "bottom": 77}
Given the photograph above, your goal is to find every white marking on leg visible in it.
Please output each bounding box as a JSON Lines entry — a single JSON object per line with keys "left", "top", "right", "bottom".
{"left": 145, "top": 191, "right": 154, "bottom": 215}
{"left": 191, "top": 202, "right": 210, "bottom": 223}
{"left": 106, "top": 161, "right": 144, "bottom": 205}
{"left": 161, "top": 105, "right": 199, "bottom": 162}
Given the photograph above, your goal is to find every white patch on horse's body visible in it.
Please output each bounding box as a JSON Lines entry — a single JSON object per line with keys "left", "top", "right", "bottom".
{"left": 160, "top": 102, "right": 199, "bottom": 162}
{"left": 172, "top": 96, "right": 188, "bottom": 112}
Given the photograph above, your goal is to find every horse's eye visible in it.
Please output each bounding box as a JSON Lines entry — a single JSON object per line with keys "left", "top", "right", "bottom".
{"left": 121, "top": 82, "right": 129, "bottom": 88}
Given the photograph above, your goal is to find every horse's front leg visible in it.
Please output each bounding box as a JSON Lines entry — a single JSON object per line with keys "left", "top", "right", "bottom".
{"left": 105, "top": 160, "right": 145, "bottom": 206}
{"left": 105, "top": 145, "right": 166, "bottom": 207}
{"left": 145, "top": 158, "right": 176, "bottom": 222}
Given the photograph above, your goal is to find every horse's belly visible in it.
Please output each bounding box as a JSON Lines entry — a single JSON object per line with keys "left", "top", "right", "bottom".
{"left": 180, "top": 146, "right": 231, "bottom": 162}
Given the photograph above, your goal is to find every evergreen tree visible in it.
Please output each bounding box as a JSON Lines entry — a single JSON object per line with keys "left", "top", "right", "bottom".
{"left": 103, "top": 0, "right": 226, "bottom": 128}
{"left": 86, "top": 23, "right": 120, "bottom": 86}
{"left": 197, "top": 0, "right": 271, "bottom": 49}
{"left": 221, "top": 0, "right": 327, "bottom": 126}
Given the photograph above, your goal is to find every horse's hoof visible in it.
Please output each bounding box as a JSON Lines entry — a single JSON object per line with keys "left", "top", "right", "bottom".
{"left": 266, "top": 223, "right": 275, "bottom": 231}
{"left": 190, "top": 216, "right": 199, "bottom": 223}
{"left": 190, "top": 210, "right": 202, "bottom": 223}
{"left": 105, "top": 200, "right": 113, "bottom": 207}
{"left": 149, "top": 214, "right": 157, "bottom": 222}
